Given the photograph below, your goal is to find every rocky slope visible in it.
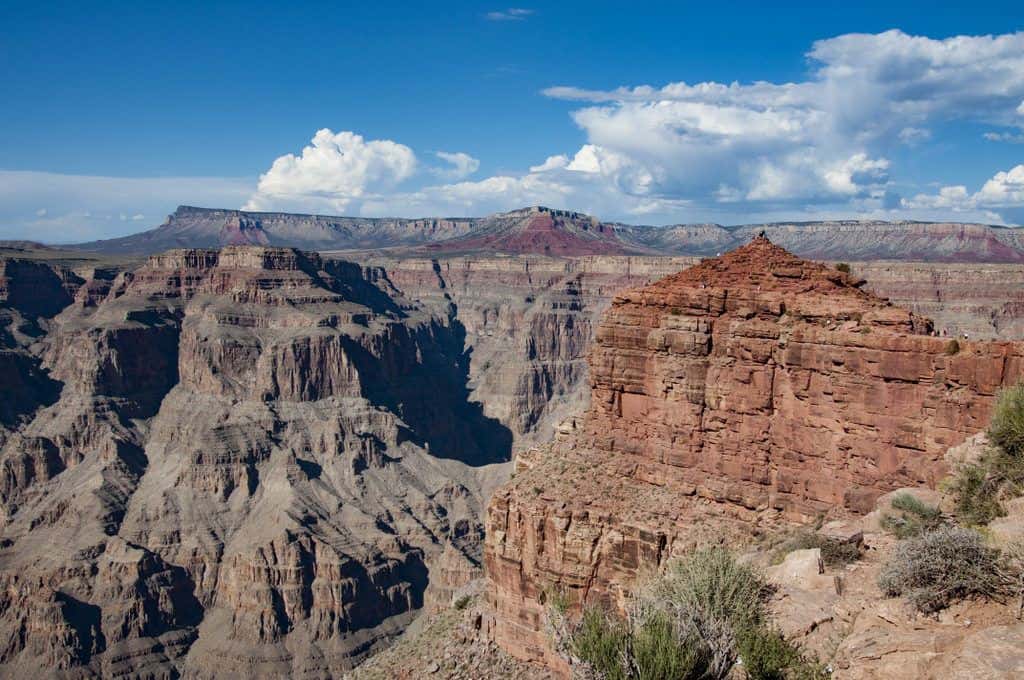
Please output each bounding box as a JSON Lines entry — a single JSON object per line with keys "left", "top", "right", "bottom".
{"left": 482, "top": 237, "right": 1024, "bottom": 668}
{"left": 367, "top": 254, "right": 1024, "bottom": 453}
{"left": 372, "top": 255, "right": 696, "bottom": 449}
{"left": 417, "top": 207, "right": 642, "bottom": 256}
{"left": 0, "top": 246, "right": 513, "bottom": 677}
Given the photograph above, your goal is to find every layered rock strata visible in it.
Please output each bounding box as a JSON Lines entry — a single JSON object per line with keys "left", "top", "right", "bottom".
{"left": 376, "top": 255, "right": 696, "bottom": 449}
{"left": 483, "top": 237, "right": 1024, "bottom": 667}
{"left": 0, "top": 246, "right": 510, "bottom": 677}
{"left": 373, "top": 254, "right": 1024, "bottom": 453}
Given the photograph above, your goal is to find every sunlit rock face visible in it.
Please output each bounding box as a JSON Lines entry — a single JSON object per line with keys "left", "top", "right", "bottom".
{"left": 483, "top": 237, "right": 1024, "bottom": 668}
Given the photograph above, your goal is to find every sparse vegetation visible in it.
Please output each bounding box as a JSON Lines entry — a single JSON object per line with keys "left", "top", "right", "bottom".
{"left": 772, "top": 530, "right": 861, "bottom": 567}
{"left": 879, "top": 493, "right": 945, "bottom": 539}
{"left": 949, "top": 383, "right": 1024, "bottom": 525}
{"left": 878, "top": 525, "right": 1008, "bottom": 613}
{"left": 552, "top": 548, "right": 826, "bottom": 679}
{"left": 738, "top": 625, "right": 830, "bottom": 680}
{"left": 453, "top": 594, "right": 472, "bottom": 610}
{"left": 988, "top": 383, "right": 1024, "bottom": 457}
{"left": 945, "top": 339, "right": 960, "bottom": 355}
{"left": 835, "top": 262, "right": 851, "bottom": 274}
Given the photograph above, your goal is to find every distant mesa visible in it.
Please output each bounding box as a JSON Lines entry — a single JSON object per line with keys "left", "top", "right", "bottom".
{"left": 63, "top": 204, "right": 1024, "bottom": 263}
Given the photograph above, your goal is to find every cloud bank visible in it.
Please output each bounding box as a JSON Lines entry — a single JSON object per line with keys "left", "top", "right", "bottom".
{"left": 239, "top": 30, "right": 1024, "bottom": 225}
{"left": 4, "top": 30, "right": 1024, "bottom": 240}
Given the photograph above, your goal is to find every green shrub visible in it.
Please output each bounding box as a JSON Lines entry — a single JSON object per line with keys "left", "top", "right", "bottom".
{"left": 571, "top": 608, "right": 629, "bottom": 680}
{"left": 949, "top": 457, "right": 1008, "bottom": 525}
{"left": 646, "top": 547, "right": 769, "bottom": 631}
{"left": 631, "top": 612, "right": 710, "bottom": 680}
{"left": 453, "top": 594, "right": 471, "bottom": 610}
{"left": 835, "top": 262, "right": 851, "bottom": 274}
{"left": 989, "top": 383, "right": 1024, "bottom": 457}
{"left": 737, "top": 626, "right": 829, "bottom": 680}
{"left": 773, "top": 530, "right": 861, "bottom": 567}
{"left": 558, "top": 548, "right": 824, "bottom": 679}
{"left": 945, "top": 339, "right": 960, "bottom": 355}
{"left": 878, "top": 526, "right": 1008, "bottom": 613}
{"left": 948, "top": 383, "right": 1024, "bottom": 525}
{"left": 879, "top": 493, "right": 945, "bottom": 538}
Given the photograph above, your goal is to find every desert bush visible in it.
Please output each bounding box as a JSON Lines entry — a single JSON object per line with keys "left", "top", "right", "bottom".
{"left": 557, "top": 548, "right": 825, "bottom": 679}
{"left": 630, "top": 612, "right": 710, "bottom": 679}
{"left": 949, "top": 454, "right": 1011, "bottom": 525}
{"left": 948, "top": 383, "right": 1024, "bottom": 525}
{"left": 772, "top": 530, "right": 860, "bottom": 567}
{"left": 453, "top": 594, "right": 471, "bottom": 610}
{"left": 879, "top": 493, "right": 945, "bottom": 539}
{"left": 736, "top": 626, "right": 829, "bottom": 680}
{"left": 945, "top": 339, "right": 960, "bottom": 356}
{"left": 835, "top": 262, "right": 851, "bottom": 274}
{"left": 878, "top": 525, "right": 1008, "bottom": 613}
{"left": 570, "top": 608, "right": 630, "bottom": 680}
{"left": 989, "top": 383, "right": 1024, "bottom": 457}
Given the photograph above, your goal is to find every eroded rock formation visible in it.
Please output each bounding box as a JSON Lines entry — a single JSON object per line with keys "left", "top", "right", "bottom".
{"left": 483, "top": 237, "right": 1024, "bottom": 667}
{"left": 0, "top": 246, "right": 511, "bottom": 677}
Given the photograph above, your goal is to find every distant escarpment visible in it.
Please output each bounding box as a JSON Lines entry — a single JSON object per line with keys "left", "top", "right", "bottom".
{"left": 69, "top": 204, "right": 1024, "bottom": 263}
{"left": 483, "top": 237, "right": 1024, "bottom": 667}
{"left": 0, "top": 246, "right": 511, "bottom": 677}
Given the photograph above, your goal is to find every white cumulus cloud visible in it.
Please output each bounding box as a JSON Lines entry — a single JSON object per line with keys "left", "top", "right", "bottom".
{"left": 901, "top": 165, "right": 1024, "bottom": 223}
{"left": 239, "top": 30, "right": 1024, "bottom": 225}
{"left": 244, "top": 129, "right": 417, "bottom": 213}
{"left": 539, "top": 30, "right": 1024, "bottom": 219}
{"left": 432, "top": 151, "right": 480, "bottom": 180}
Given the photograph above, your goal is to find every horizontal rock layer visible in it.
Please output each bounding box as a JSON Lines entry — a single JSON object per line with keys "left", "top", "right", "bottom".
{"left": 483, "top": 237, "right": 1024, "bottom": 667}
{"left": 0, "top": 246, "right": 510, "bottom": 678}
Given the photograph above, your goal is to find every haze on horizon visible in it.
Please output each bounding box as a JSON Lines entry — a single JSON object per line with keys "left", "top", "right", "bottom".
{"left": 1, "top": 0, "right": 1023, "bottom": 242}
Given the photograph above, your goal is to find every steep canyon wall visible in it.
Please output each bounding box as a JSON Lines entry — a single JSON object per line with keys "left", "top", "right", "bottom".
{"left": 481, "top": 240, "right": 1024, "bottom": 667}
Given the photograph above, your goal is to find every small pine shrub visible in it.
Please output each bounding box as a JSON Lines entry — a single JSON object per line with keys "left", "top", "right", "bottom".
{"left": 879, "top": 493, "right": 945, "bottom": 538}
{"left": 945, "top": 339, "right": 960, "bottom": 356}
{"left": 835, "top": 262, "right": 851, "bottom": 274}
{"left": 878, "top": 526, "right": 1008, "bottom": 613}
{"left": 453, "top": 594, "right": 471, "bottom": 610}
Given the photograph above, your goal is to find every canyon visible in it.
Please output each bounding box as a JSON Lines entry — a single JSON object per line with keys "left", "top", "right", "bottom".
{"left": 482, "top": 237, "right": 1024, "bottom": 671}
{"left": 5, "top": 205, "right": 1024, "bottom": 677}
{"left": 0, "top": 246, "right": 509, "bottom": 677}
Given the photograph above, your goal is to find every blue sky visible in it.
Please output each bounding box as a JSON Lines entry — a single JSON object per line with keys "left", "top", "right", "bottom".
{"left": 2, "top": 1, "right": 1023, "bottom": 241}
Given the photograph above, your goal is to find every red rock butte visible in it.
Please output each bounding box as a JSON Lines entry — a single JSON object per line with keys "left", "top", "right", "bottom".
{"left": 483, "top": 235, "right": 1024, "bottom": 667}
{"left": 424, "top": 206, "right": 638, "bottom": 256}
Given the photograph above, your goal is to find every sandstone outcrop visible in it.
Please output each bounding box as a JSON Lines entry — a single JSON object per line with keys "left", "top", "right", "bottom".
{"left": 0, "top": 246, "right": 512, "bottom": 677}
{"left": 483, "top": 237, "right": 1024, "bottom": 666}
{"left": 374, "top": 253, "right": 1024, "bottom": 455}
